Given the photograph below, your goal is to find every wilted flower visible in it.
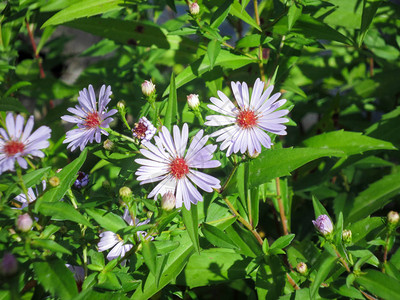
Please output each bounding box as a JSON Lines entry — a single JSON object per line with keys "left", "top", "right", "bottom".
{"left": 74, "top": 171, "right": 89, "bottom": 189}
{"left": 187, "top": 94, "right": 200, "bottom": 109}
{"left": 0, "top": 113, "right": 51, "bottom": 174}
{"left": 342, "top": 229, "right": 352, "bottom": 244}
{"left": 205, "top": 78, "right": 289, "bottom": 156}
{"left": 312, "top": 214, "right": 333, "bottom": 236}
{"left": 296, "top": 262, "right": 307, "bottom": 275}
{"left": 0, "top": 253, "right": 18, "bottom": 276}
{"left": 388, "top": 211, "right": 399, "bottom": 225}
{"left": 135, "top": 124, "right": 221, "bottom": 210}
{"left": 189, "top": 2, "right": 200, "bottom": 15}
{"left": 61, "top": 84, "right": 117, "bottom": 151}
{"left": 103, "top": 139, "right": 114, "bottom": 150}
{"left": 162, "top": 191, "right": 176, "bottom": 211}
{"left": 17, "top": 213, "right": 33, "bottom": 232}
{"left": 14, "top": 180, "right": 46, "bottom": 210}
{"left": 98, "top": 209, "right": 153, "bottom": 261}
{"left": 132, "top": 117, "right": 156, "bottom": 143}
{"left": 141, "top": 80, "right": 156, "bottom": 97}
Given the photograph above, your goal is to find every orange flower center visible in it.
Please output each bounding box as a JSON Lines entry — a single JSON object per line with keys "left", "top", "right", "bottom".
{"left": 84, "top": 112, "right": 101, "bottom": 128}
{"left": 236, "top": 110, "right": 258, "bottom": 129}
{"left": 170, "top": 158, "right": 189, "bottom": 179}
{"left": 4, "top": 141, "right": 25, "bottom": 157}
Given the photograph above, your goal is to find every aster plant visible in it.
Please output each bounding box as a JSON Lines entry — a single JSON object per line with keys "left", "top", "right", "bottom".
{"left": 2, "top": 1, "right": 400, "bottom": 300}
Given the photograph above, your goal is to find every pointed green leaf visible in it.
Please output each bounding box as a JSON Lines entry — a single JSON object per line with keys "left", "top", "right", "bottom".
{"left": 33, "top": 259, "right": 78, "bottom": 298}
{"left": 207, "top": 40, "right": 221, "bottom": 69}
{"left": 32, "top": 239, "right": 72, "bottom": 255}
{"left": 312, "top": 195, "right": 329, "bottom": 219}
{"left": 310, "top": 255, "right": 337, "bottom": 299}
{"left": 210, "top": 0, "right": 232, "bottom": 28}
{"left": 42, "top": 0, "right": 126, "bottom": 28}
{"left": 230, "top": 1, "right": 261, "bottom": 32}
{"left": 86, "top": 208, "right": 127, "bottom": 232}
{"left": 355, "top": 269, "right": 400, "bottom": 299}
{"left": 201, "top": 223, "right": 237, "bottom": 249}
{"left": 38, "top": 201, "right": 93, "bottom": 228}
{"left": 270, "top": 234, "right": 295, "bottom": 251}
{"left": 35, "top": 149, "right": 87, "bottom": 210}
{"left": 182, "top": 204, "right": 200, "bottom": 252}
{"left": 142, "top": 241, "right": 157, "bottom": 277}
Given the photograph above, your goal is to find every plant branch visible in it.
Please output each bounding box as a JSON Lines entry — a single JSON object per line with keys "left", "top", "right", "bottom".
{"left": 286, "top": 273, "right": 300, "bottom": 290}
{"left": 25, "top": 19, "right": 45, "bottom": 79}
{"left": 276, "top": 177, "right": 288, "bottom": 235}
{"left": 219, "top": 163, "right": 239, "bottom": 194}
{"left": 254, "top": 0, "right": 266, "bottom": 82}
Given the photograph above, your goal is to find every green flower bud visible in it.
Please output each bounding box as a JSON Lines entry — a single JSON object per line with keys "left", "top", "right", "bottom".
{"left": 342, "top": 229, "right": 352, "bottom": 244}
{"left": 49, "top": 176, "right": 60, "bottom": 187}
{"left": 296, "top": 262, "right": 307, "bottom": 275}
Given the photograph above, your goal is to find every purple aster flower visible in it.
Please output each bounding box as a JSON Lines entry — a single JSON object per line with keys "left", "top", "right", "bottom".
{"left": 135, "top": 123, "right": 221, "bottom": 210}
{"left": 0, "top": 113, "right": 51, "bottom": 174}
{"left": 98, "top": 208, "right": 152, "bottom": 261}
{"left": 132, "top": 117, "right": 156, "bottom": 143}
{"left": 74, "top": 171, "right": 89, "bottom": 189}
{"left": 205, "top": 78, "right": 289, "bottom": 156}
{"left": 61, "top": 84, "right": 117, "bottom": 151}
{"left": 66, "top": 264, "right": 85, "bottom": 284}
{"left": 14, "top": 180, "right": 46, "bottom": 209}
{"left": 312, "top": 214, "right": 333, "bottom": 236}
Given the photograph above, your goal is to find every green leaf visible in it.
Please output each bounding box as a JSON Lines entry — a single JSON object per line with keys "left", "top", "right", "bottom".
{"left": 290, "top": 15, "right": 352, "bottom": 45}
{"left": 163, "top": 73, "right": 177, "bottom": 131}
{"left": 310, "top": 255, "right": 337, "bottom": 299}
{"left": 175, "top": 249, "right": 252, "bottom": 288}
{"left": 225, "top": 223, "right": 262, "bottom": 258}
{"left": 86, "top": 208, "right": 127, "bottom": 232}
{"left": 270, "top": 234, "right": 295, "bottom": 250}
{"left": 346, "top": 171, "right": 400, "bottom": 224}
{"left": 142, "top": 241, "right": 157, "bottom": 277}
{"left": 31, "top": 239, "right": 72, "bottom": 255}
{"left": 42, "top": 0, "right": 126, "bottom": 27}
{"left": 201, "top": 223, "right": 237, "bottom": 249}
{"left": 0, "top": 97, "right": 29, "bottom": 113}
{"left": 130, "top": 233, "right": 194, "bottom": 299}
{"left": 182, "top": 205, "right": 200, "bottom": 253}
{"left": 240, "top": 148, "right": 343, "bottom": 190}
{"left": 35, "top": 149, "right": 87, "bottom": 211}
{"left": 250, "top": 186, "right": 260, "bottom": 227}
{"left": 162, "top": 50, "right": 254, "bottom": 97}
{"left": 312, "top": 195, "right": 329, "bottom": 219}
{"left": 303, "top": 130, "right": 396, "bottom": 156}
{"left": 207, "top": 40, "right": 221, "bottom": 69}
{"left": 349, "top": 217, "right": 384, "bottom": 245}
{"left": 36, "top": 26, "right": 56, "bottom": 54}
{"left": 38, "top": 202, "right": 93, "bottom": 228}
{"left": 230, "top": 1, "right": 261, "bottom": 32}
{"left": 236, "top": 34, "right": 273, "bottom": 48}
{"left": 3, "top": 81, "right": 31, "bottom": 98}
{"left": 33, "top": 259, "right": 78, "bottom": 298}
{"left": 288, "top": 3, "right": 302, "bottom": 30}
{"left": 355, "top": 269, "right": 400, "bottom": 299}
{"left": 65, "top": 17, "right": 170, "bottom": 49}
{"left": 358, "top": 0, "right": 380, "bottom": 46}
{"left": 4, "top": 167, "right": 51, "bottom": 200}
{"left": 210, "top": 0, "right": 232, "bottom": 28}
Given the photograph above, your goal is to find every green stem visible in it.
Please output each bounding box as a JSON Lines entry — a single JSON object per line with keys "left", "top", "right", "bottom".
{"left": 16, "top": 167, "right": 30, "bottom": 209}
{"left": 120, "top": 112, "right": 131, "bottom": 131}
{"left": 219, "top": 163, "right": 239, "bottom": 194}
{"left": 67, "top": 189, "right": 78, "bottom": 209}
{"left": 194, "top": 109, "right": 204, "bottom": 125}
{"left": 102, "top": 127, "right": 137, "bottom": 143}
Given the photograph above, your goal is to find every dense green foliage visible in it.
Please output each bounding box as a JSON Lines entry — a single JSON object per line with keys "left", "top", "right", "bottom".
{"left": 1, "top": 0, "right": 400, "bottom": 299}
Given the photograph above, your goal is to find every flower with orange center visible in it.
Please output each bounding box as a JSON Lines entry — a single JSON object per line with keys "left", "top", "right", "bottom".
{"left": 132, "top": 117, "right": 156, "bottom": 143}
{"left": 205, "top": 78, "right": 290, "bottom": 156}
{"left": 61, "top": 84, "right": 117, "bottom": 151}
{"left": 135, "top": 124, "right": 221, "bottom": 210}
{"left": 0, "top": 113, "right": 51, "bottom": 174}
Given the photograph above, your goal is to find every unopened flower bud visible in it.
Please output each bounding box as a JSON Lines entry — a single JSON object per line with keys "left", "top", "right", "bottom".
{"left": 116, "top": 100, "right": 125, "bottom": 110}
{"left": 312, "top": 215, "right": 333, "bottom": 236}
{"left": 103, "top": 139, "right": 114, "bottom": 151}
{"left": 141, "top": 80, "right": 156, "bottom": 97}
{"left": 162, "top": 191, "right": 176, "bottom": 211}
{"left": 49, "top": 176, "right": 60, "bottom": 187}
{"left": 296, "top": 262, "right": 307, "bottom": 275}
{"left": 17, "top": 213, "right": 33, "bottom": 232}
{"left": 74, "top": 171, "right": 89, "bottom": 189}
{"left": 187, "top": 94, "right": 200, "bottom": 109}
{"left": 119, "top": 187, "right": 132, "bottom": 199}
{"left": 189, "top": 2, "right": 200, "bottom": 15}
{"left": 342, "top": 229, "right": 352, "bottom": 244}
{"left": 388, "top": 211, "right": 399, "bottom": 225}
{"left": 0, "top": 253, "right": 18, "bottom": 276}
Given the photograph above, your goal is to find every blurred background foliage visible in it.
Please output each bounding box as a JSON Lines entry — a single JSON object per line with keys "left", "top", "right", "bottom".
{"left": 1, "top": 0, "right": 400, "bottom": 299}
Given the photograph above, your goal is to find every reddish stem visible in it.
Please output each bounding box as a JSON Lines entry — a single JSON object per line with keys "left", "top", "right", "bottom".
{"left": 25, "top": 19, "right": 45, "bottom": 79}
